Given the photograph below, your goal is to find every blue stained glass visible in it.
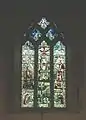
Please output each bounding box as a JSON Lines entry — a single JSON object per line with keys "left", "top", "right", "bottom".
{"left": 46, "top": 28, "right": 58, "bottom": 40}
{"left": 31, "top": 29, "right": 41, "bottom": 41}
{"left": 49, "top": 29, "right": 55, "bottom": 35}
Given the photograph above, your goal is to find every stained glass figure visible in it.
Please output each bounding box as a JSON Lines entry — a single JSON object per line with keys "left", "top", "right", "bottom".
{"left": 37, "top": 41, "right": 50, "bottom": 107}
{"left": 38, "top": 18, "right": 50, "bottom": 29}
{"left": 53, "top": 41, "right": 66, "bottom": 108}
{"left": 21, "top": 41, "right": 34, "bottom": 107}
{"left": 31, "top": 29, "right": 42, "bottom": 41}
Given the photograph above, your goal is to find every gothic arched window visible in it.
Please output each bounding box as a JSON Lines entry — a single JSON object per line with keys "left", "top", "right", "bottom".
{"left": 21, "top": 18, "right": 66, "bottom": 109}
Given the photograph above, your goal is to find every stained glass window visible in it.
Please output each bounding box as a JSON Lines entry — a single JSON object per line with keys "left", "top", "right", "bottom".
{"left": 37, "top": 41, "right": 50, "bottom": 107}
{"left": 54, "top": 41, "right": 66, "bottom": 108}
{"left": 21, "top": 41, "right": 34, "bottom": 107}
{"left": 21, "top": 17, "right": 67, "bottom": 108}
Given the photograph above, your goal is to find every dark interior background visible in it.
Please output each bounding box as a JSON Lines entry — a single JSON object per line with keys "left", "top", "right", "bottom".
{"left": 0, "top": 1, "right": 86, "bottom": 120}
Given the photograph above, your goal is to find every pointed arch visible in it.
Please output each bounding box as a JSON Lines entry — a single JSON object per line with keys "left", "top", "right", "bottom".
{"left": 37, "top": 41, "right": 50, "bottom": 107}
{"left": 21, "top": 41, "right": 35, "bottom": 107}
{"left": 53, "top": 41, "right": 66, "bottom": 108}
{"left": 21, "top": 17, "right": 67, "bottom": 109}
